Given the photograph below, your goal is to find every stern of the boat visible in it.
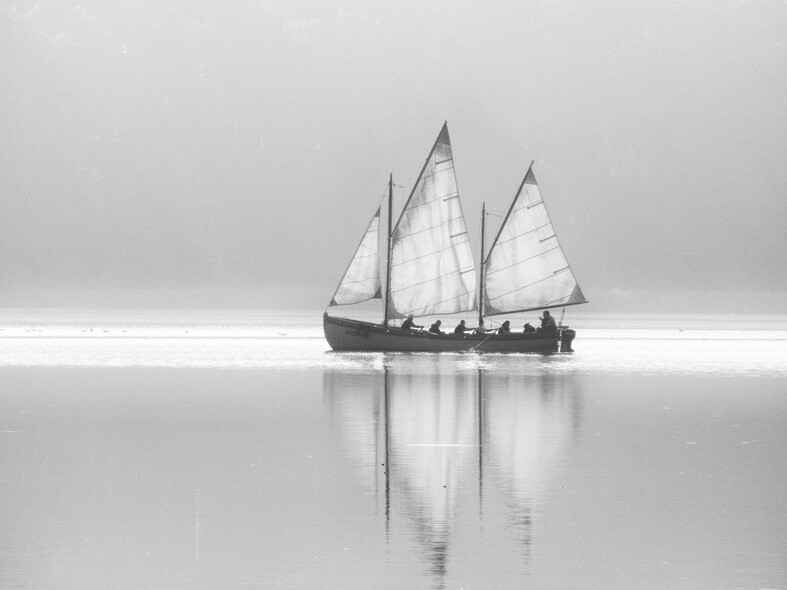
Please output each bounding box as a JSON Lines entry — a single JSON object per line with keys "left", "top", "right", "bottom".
{"left": 559, "top": 328, "right": 576, "bottom": 352}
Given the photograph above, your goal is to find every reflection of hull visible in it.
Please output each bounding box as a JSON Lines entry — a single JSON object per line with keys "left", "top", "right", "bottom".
{"left": 324, "top": 314, "right": 575, "bottom": 353}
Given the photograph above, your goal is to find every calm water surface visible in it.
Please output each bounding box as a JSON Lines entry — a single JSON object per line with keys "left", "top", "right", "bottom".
{"left": 1, "top": 310, "right": 785, "bottom": 589}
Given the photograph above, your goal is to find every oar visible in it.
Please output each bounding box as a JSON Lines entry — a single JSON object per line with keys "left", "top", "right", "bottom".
{"left": 471, "top": 331, "right": 496, "bottom": 352}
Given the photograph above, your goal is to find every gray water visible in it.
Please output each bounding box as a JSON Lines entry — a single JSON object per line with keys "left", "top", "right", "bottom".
{"left": 1, "top": 310, "right": 785, "bottom": 589}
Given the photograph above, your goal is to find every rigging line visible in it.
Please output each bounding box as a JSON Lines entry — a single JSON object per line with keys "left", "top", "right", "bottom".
{"left": 496, "top": 201, "right": 538, "bottom": 227}
{"left": 540, "top": 294, "right": 572, "bottom": 308}
{"left": 400, "top": 192, "right": 459, "bottom": 213}
{"left": 390, "top": 267, "right": 475, "bottom": 294}
{"left": 484, "top": 162, "right": 532, "bottom": 263}
{"left": 487, "top": 270, "right": 567, "bottom": 302}
{"left": 485, "top": 245, "right": 562, "bottom": 276}
{"left": 391, "top": 124, "right": 451, "bottom": 236}
{"left": 419, "top": 165, "right": 455, "bottom": 181}
{"left": 494, "top": 221, "right": 552, "bottom": 247}
{"left": 399, "top": 289, "right": 476, "bottom": 316}
{"left": 483, "top": 298, "right": 586, "bottom": 317}
{"left": 393, "top": 214, "right": 467, "bottom": 241}
{"left": 345, "top": 251, "right": 378, "bottom": 261}
{"left": 390, "top": 239, "right": 470, "bottom": 268}
{"left": 338, "top": 277, "right": 380, "bottom": 286}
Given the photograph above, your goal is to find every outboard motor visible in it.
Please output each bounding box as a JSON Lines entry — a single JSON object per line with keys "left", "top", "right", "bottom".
{"left": 560, "top": 328, "right": 576, "bottom": 353}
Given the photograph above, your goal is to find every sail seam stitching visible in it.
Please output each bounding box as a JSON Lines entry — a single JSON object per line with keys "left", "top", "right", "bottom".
{"left": 394, "top": 214, "right": 467, "bottom": 240}
{"left": 391, "top": 240, "right": 470, "bottom": 268}
{"left": 401, "top": 192, "right": 459, "bottom": 213}
{"left": 495, "top": 222, "right": 551, "bottom": 247}
{"left": 486, "top": 246, "right": 562, "bottom": 276}
{"left": 391, "top": 268, "right": 475, "bottom": 294}
{"left": 399, "top": 290, "right": 475, "bottom": 316}
{"left": 487, "top": 270, "right": 568, "bottom": 301}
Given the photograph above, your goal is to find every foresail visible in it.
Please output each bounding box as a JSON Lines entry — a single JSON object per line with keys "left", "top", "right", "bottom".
{"left": 389, "top": 124, "right": 476, "bottom": 317}
{"left": 330, "top": 205, "right": 382, "bottom": 306}
{"left": 484, "top": 166, "right": 586, "bottom": 315}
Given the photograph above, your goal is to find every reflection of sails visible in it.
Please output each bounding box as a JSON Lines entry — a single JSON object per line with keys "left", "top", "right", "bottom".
{"left": 484, "top": 372, "right": 579, "bottom": 560}
{"left": 323, "top": 371, "right": 386, "bottom": 498}
{"left": 323, "top": 360, "right": 580, "bottom": 585}
{"left": 388, "top": 365, "right": 478, "bottom": 581}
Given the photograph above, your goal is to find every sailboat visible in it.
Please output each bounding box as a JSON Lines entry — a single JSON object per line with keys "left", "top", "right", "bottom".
{"left": 323, "top": 123, "right": 587, "bottom": 353}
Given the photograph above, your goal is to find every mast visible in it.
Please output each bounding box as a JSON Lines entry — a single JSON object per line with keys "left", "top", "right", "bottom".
{"left": 478, "top": 202, "right": 486, "bottom": 326}
{"left": 383, "top": 173, "right": 394, "bottom": 326}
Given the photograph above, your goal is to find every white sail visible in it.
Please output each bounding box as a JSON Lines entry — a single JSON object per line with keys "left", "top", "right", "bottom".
{"left": 389, "top": 124, "right": 476, "bottom": 317}
{"left": 484, "top": 166, "right": 586, "bottom": 315}
{"left": 330, "top": 205, "right": 382, "bottom": 306}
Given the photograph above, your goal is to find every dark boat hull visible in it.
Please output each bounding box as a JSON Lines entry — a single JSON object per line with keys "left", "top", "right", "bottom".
{"left": 323, "top": 314, "right": 575, "bottom": 353}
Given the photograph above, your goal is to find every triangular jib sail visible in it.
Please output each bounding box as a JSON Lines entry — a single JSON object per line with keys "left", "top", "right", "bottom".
{"left": 330, "top": 205, "right": 382, "bottom": 306}
{"left": 483, "top": 165, "right": 586, "bottom": 315}
{"left": 388, "top": 124, "right": 477, "bottom": 317}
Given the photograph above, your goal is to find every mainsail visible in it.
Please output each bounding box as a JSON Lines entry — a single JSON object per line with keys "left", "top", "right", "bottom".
{"left": 389, "top": 124, "right": 476, "bottom": 317}
{"left": 329, "top": 205, "right": 382, "bottom": 306}
{"left": 483, "top": 165, "right": 586, "bottom": 315}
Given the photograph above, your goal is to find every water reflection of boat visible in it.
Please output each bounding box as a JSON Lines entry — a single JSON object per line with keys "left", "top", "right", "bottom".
{"left": 482, "top": 371, "right": 579, "bottom": 559}
{"left": 323, "top": 358, "right": 581, "bottom": 585}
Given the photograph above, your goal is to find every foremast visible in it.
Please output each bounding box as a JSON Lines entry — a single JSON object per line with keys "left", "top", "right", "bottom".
{"left": 478, "top": 202, "right": 486, "bottom": 327}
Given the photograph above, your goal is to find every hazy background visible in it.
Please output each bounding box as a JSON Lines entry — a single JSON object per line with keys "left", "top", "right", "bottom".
{"left": 1, "top": 0, "right": 785, "bottom": 313}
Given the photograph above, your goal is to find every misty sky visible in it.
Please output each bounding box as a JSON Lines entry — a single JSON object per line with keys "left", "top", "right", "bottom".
{"left": 1, "top": 1, "right": 785, "bottom": 312}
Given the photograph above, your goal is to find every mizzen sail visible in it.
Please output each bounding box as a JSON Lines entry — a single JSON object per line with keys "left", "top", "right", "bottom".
{"left": 484, "top": 166, "right": 586, "bottom": 315}
{"left": 389, "top": 124, "right": 476, "bottom": 317}
{"left": 330, "top": 205, "right": 382, "bottom": 306}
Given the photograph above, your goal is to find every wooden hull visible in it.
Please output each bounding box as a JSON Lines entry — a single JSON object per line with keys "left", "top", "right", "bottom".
{"left": 323, "top": 314, "right": 576, "bottom": 353}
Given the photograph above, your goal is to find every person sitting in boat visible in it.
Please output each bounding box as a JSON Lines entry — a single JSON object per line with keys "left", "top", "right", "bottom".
{"left": 497, "top": 320, "right": 511, "bottom": 334}
{"left": 401, "top": 315, "right": 423, "bottom": 330}
{"left": 453, "top": 319, "right": 471, "bottom": 334}
{"left": 429, "top": 320, "right": 444, "bottom": 335}
{"left": 540, "top": 310, "right": 557, "bottom": 333}
{"left": 474, "top": 320, "right": 491, "bottom": 334}
{"left": 523, "top": 322, "right": 536, "bottom": 333}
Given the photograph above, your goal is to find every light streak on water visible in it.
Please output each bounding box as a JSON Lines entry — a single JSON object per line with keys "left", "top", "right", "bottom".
{"left": 0, "top": 309, "right": 786, "bottom": 376}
